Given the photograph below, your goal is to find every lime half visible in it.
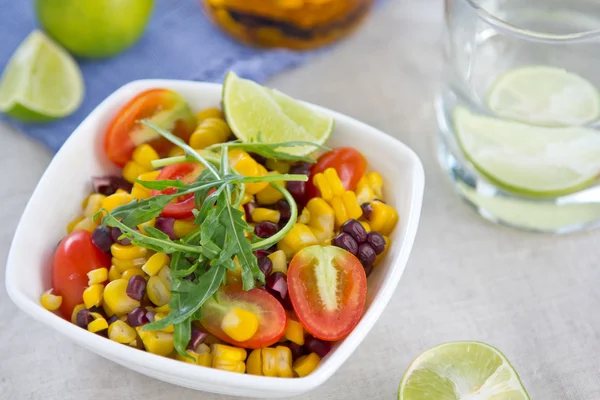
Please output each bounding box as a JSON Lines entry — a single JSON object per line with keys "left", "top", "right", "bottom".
{"left": 487, "top": 66, "right": 600, "bottom": 127}
{"left": 455, "top": 107, "right": 600, "bottom": 196}
{"left": 0, "top": 30, "right": 84, "bottom": 122}
{"left": 222, "top": 72, "right": 333, "bottom": 156}
{"left": 399, "top": 342, "right": 529, "bottom": 400}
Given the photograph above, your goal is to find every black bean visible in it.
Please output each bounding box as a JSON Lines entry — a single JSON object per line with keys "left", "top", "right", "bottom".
{"left": 367, "top": 232, "right": 386, "bottom": 255}
{"left": 360, "top": 203, "right": 373, "bottom": 220}
{"left": 91, "top": 226, "right": 114, "bottom": 253}
{"left": 255, "top": 222, "right": 278, "bottom": 238}
{"left": 258, "top": 256, "right": 273, "bottom": 276}
{"left": 357, "top": 243, "right": 376, "bottom": 267}
{"left": 341, "top": 219, "right": 367, "bottom": 243}
{"left": 332, "top": 232, "right": 358, "bottom": 255}
{"left": 126, "top": 275, "right": 147, "bottom": 301}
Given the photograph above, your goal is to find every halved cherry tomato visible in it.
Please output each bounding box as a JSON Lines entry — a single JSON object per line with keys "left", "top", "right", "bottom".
{"left": 199, "top": 285, "right": 287, "bottom": 349}
{"left": 51, "top": 230, "right": 112, "bottom": 318}
{"left": 306, "top": 147, "right": 367, "bottom": 200}
{"left": 104, "top": 89, "right": 197, "bottom": 167}
{"left": 287, "top": 245, "right": 366, "bottom": 341}
{"left": 151, "top": 162, "right": 204, "bottom": 219}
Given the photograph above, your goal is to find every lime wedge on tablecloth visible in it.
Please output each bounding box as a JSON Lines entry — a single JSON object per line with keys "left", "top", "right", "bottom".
{"left": 455, "top": 107, "right": 600, "bottom": 196}
{"left": 222, "top": 71, "right": 334, "bottom": 156}
{"left": 487, "top": 65, "right": 600, "bottom": 127}
{"left": 399, "top": 341, "right": 530, "bottom": 400}
{"left": 0, "top": 30, "right": 84, "bottom": 122}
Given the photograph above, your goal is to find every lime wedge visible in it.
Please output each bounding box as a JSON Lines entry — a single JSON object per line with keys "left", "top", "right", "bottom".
{"left": 399, "top": 342, "right": 530, "bottom": 400}
{"left": 222, "top": 72, "right": 333, "bottom": 156}
{"left": 487, "top": 66, "right": 600, "bottom": 127}
{"left": 455, "top": 107, "right": 600, "bottom": 196}
{"left": 0, "top": 30, "right": 84, "bottom": 122}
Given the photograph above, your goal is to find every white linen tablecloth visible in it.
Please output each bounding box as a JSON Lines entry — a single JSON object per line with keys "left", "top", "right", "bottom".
{"left": 2, "top": 1, "right": 599, "bottom": 398}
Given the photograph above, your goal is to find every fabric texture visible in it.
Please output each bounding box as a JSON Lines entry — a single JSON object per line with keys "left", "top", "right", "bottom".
{"left": 0, "top": 0, "right": 329, "bottom": 152}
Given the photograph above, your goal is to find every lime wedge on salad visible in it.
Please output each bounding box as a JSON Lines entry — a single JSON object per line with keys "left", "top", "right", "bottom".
{"left": 222, "top": 71, "right": 334, "bottom": 156}
{"left": 455, "top": 107, "right": 600, "bottom": 196}
{"left": 399, "top": 341, "right": 530, "bottom": 400}
{"left": 487, "top": 66, "right": 600, "bottom": 127}
{"left": 0, "top": 30, "right": 84, "bottom": 122}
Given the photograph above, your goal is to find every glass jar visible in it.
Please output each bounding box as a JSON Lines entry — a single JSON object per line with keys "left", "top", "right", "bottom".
{"left": 203, "top": 0, "right": 375, "bottom": 50}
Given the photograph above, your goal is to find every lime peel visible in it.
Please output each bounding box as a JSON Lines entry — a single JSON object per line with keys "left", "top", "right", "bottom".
{"left": 0, "top": 30, "right": 84, "bottom": 122}
{"left": 222, "top": 72, "right": 333, "bottom": 156}
{"left": 399, "top": 341, "right": 530, "bottom": 400}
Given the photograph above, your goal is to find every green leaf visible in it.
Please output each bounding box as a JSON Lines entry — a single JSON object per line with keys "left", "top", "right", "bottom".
{"left": 142, "top": 225, "right": 171, "bottom": 241}
{"left": 133, "top": 178, "right": 188, "bottom": 190}
{"left": 142, "top": 263, "right": 226, "bottom": 330}
{"left": 118, "top": 195, "right": 172, "bottom": 227}
{"left": 174, "top": 318, "right": 192, "bottom": 358}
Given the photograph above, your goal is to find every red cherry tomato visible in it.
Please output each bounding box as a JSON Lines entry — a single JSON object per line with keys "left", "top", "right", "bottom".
{"left": 151, "top": 162, "right": 204, "bottom": 219}
{"left": 104, "top": 89, "right": 197, "bottom": 167}
{"left": 287, "top": 245, "right": 366, "bottom": 341}
{"left": 51, "top": 230, "right": 112, "bottom": 318}
{"left": 199, "top": 285, "right": 287, "bottom": 349}
{"left": 306, "top": 147, "right": 367, "bottom": 199}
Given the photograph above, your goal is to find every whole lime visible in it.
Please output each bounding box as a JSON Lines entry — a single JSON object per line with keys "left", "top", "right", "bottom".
{"left": 35, "top": 0, "right": 154, "bottom": 59}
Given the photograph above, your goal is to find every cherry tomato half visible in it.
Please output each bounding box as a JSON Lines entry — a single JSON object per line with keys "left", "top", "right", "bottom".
{"left": 306, "top": 147, "right": 367, "bottom": 200}
{"left": 199, "top": 285, "right": 287, "bottom": 349}
{"left": 151, "top": 162, "right": 204, "bottom": 219}
{"left": 51, "top": 230, "right": 112, "bottom": 318}
{"left": 104, "top": 89, "right": 197, "bottom": 167}
{"left": 288, "top": 245, "right": 367, "bottom": 341}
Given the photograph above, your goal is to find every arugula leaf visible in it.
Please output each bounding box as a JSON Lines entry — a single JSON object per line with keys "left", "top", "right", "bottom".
{"left": 174, "top": 318, "right": 192, "bottom": 358}
{"left": 142, "top": 263, "right": 226, "bottom": 330}
{"left": 207, "top": 141, "right": 329, "bottom": 163}
{"left": 133, "top": 178, "right": 188, "bottom": 191}
{"left": 142, "top": 226, "right": 171, "bottom": 241}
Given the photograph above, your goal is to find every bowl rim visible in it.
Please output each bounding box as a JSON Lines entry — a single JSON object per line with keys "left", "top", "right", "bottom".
{"left": 5, "top": 79, "right": 425, "bottom": 396}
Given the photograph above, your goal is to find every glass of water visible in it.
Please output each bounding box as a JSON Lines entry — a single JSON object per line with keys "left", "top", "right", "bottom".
{"left": 437, "top": 0, "right": 600, "bottom": 233}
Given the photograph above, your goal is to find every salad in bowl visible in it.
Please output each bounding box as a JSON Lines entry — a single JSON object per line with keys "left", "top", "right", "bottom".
{"left": 7, "top": 73, "right": 423, "bottom": 397}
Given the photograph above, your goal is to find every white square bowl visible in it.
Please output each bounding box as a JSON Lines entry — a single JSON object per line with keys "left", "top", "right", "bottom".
{"left": 6, "top": 80, "right": 424, "bottom": 398}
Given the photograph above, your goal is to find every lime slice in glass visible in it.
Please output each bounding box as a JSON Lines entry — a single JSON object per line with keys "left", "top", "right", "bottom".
{"left": 0, "top": 30, "right": 84, "bottom": 122}
{"left": 222, "top": 71, "right": 333, "bottom": 156}
{"left": 487, "top": 65, "right": 600, "bottom": 127}
{"left": 455, "top": 107, "right": 600, "bottom": 196}
{"left": 399, "top": 341, "right": 530, "bottom": 400}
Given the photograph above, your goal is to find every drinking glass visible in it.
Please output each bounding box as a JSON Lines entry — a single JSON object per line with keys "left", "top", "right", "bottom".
{"left": 203, "top": 0, "right": 374, "bottom": 50}
{"left": 437, "top": 0, "right": 600, "bottom": 233}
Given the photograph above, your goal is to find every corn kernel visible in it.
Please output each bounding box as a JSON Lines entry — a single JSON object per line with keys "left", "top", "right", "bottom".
{"left": 102, "top": 192, "right": 134, "bottom": 213}
{"left": 137, "top": 328, "right": 174, "bottom": 356}
{"left": 277, "top": 223, "right": 318, "bottom": 258}
{"left": 103, "top": 302, "right": 116, "bottom": 318}
{"left": 366, "top": 172, "right": 383, "bottom": 199}
{"left": 108, "top": 320, "right": 137, "bottom": 344}
{"left": 298, "top": 207, "right": 310, "bottom": 224}
{"left": 157, "top": 265, "right": 172, "bottom": 288}
{"left": 131, "top": 170, "right": 160, "bottom": 200}
{"left": 72, "top": 217, "right": 97, "bottom": 233}
{"left": 247, "top": 349, "right": 263, "bottom": 376}
{"left": 154, "top": 312, "right": 174, "bottom": 333}
{"left": 40, "top": 290, "right": 62, "bottom": 311}
{"left": 268, "top": 250, "right": 287, "bottom": 274}
{"left": 370, "top": 201, "right": 399, "bottom": 235}
{"left": 67, "top": 216, "right": 85, "bottom": 233}
{"left": 195, "top": 107, "right": 224, "bottom": 122}
{"left": 330, "top": 197, "right": 349, "bottom": 227}
{"left": 83, "top": 193, "right": 107, "bottom": 219}
{"left": 360, "top": 220, "right": 371, "bottom": 232}
{"left": 141, "top": 252, "right": 169, "bottom": 276}
{"left": 196, "top": 343, "right": 210, "bottom": 354}
{"left": 293, "top": 353, "right": 321, "bottom": 377}
{"left": 177, "top": 350, "right": 202, "bottom": 364}
{"left": 87, "top": 268, "right": 108, "bottom": 285}
{"left": 123, "top": 161, "right": 150, "bottom": 184}
{"left": 306, "top": 198, "right": 334, "bottom": 244}
{"left": 256, "top": 182, "right": 284, "bottom": 205}
{"left": 251, "top": 208, "right": 280, "bottom": 224}
{"left": 71, "top": 303, "right": 86, "bottom": 324}
{"left": 240, "top": 193, "right": 254, "bottom": 205}
{"left": 211, "top": 344, "right": 247, "bottom": 373}
{"left": 173, "top": 219, "right": 198, "bottom": 239}
{"left": 147, "top": 276, "right": 171, "bottom": 306}
{"left": 83, "top": 284, "right": 104, "bottom": 308}
{"left": 313, "top": 173, "right": 332, "bottom": 201}
{"left": 189, "top": 117, "right": 230, "bottom": 148}
{"left": 112, "top": 257, "right": 147, "bottom": 273}
{"left": 245, "top": 164, "right": 269, "bottom": 195}
{"left": 284, "top": 319, "right": 304, "bottom": 345}
{"left": 88, "top": 315, "right": 108, "bottom": 333}
{"left": 196, "top": 353, "right": 212, "bottom": 367}
{"left": 111, "top": 243, "right": 147, "bottom": 260}
{"left": 168, "top": 146, "right": 185, "bottom": 157}
{"left": 132, "top": 144, "right": 159, "bottom": 170}
{"left": 221, "top": 307, "right": 259, "bottom": 342}
{"left": 262, "top": 346, "right": 293, "bottom": 377}
{"left": 121, "top": 268, "right": 145, "bottom": 280}
{"left": 103, "top": 279, "right": 140, "bottom": 316}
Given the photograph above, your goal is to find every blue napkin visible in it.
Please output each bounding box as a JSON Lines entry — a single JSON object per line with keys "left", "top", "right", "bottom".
{"left": 0, "top": 0, "right": 333, "bottom": 152}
